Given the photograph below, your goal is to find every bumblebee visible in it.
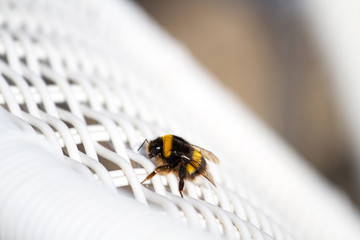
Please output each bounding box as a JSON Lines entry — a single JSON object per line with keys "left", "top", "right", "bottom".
{"left": 138, "top": 134, "right": 220, "bottom": 198}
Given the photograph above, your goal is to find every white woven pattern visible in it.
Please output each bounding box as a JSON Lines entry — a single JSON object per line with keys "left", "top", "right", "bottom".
{"left": 0, "top": 0, "right": 359, "bottom": 239}
{"left": 0, "top": 109, "right": 217, "bottom": 240}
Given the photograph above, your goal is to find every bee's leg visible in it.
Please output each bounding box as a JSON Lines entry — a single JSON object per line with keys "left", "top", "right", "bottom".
{"left": 140, "top": 165, "right": 172, "bottom": 184}
{"left": 140, "top": 171, "right": 157, "bottom": 184}
{"left": 178, "top": 163, "right": 186, "bottom": 198}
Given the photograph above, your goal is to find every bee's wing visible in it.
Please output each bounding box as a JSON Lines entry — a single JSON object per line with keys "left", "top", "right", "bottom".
{"left": 180, "top": 155, "right": 217, "bottom": 187}
{"left": 199, "top": 168, "right": 216, "bottom": 187}
{"left": 191, "top": 144, "right": 220, "bottom": 164}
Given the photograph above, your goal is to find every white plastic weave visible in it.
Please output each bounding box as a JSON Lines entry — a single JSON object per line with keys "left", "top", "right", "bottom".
{"left": 0, "top": 107, "right": 214, "bottom": 240}
{"left": 0, "top": 0, "right": 359, "bottom": 239}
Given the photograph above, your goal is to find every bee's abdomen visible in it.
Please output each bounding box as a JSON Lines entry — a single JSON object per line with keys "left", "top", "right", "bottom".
{"left": 186, "top": 150, "right": 203, "bottom": 174}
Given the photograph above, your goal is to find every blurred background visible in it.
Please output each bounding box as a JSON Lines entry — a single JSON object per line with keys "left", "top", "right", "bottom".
{"left": 135, "top": 0, "right": 359, "bottom": 206}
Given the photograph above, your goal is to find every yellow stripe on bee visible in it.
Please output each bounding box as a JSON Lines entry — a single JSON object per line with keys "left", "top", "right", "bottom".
{"left": 186, "top": 164, "right": 196, "bottom": 174}
{"left": 186, "top": 150, "right": 202, "bottom": 174}
{"left": 162, "top": 134, "right": 173, "bottom": 158}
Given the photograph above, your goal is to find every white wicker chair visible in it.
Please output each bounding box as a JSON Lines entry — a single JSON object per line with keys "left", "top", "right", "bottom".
{"left": 0, "top": 0, "right": 359, "bottom": 239}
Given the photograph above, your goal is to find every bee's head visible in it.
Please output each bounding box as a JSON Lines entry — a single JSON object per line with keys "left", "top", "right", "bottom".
{"left": 147, "top": 137, "right": 163, "bottom": 159}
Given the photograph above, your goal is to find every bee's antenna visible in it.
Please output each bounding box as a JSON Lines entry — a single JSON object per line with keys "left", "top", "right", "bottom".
{"left": 137, "top": 139, "right": 149, "bottom": 151}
